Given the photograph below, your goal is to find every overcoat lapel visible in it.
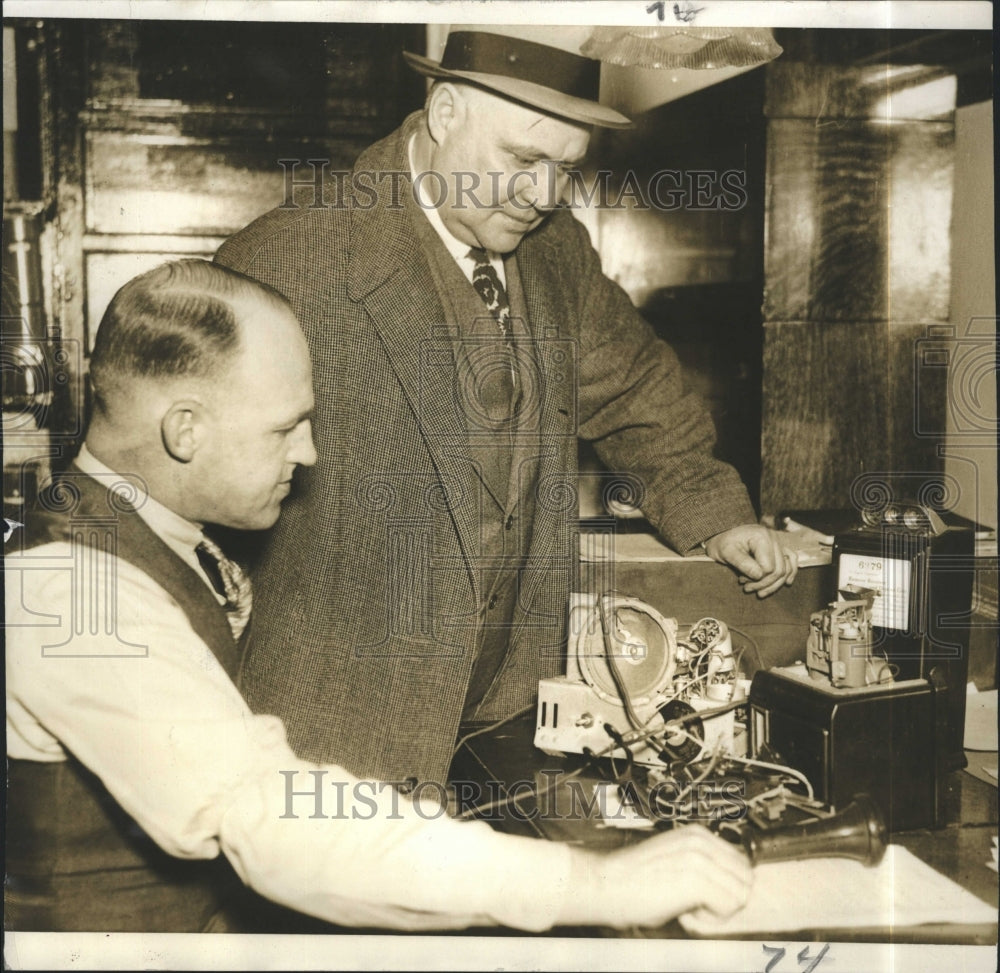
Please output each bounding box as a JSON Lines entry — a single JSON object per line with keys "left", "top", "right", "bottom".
{"left": 510, "top": 227, "right": 578, "bottom": 636}
{"left": 345, "top": 114, "right": 579, "bottom": 629}
{"left": 346, "top": 119, "right": 482, "bottom": 603}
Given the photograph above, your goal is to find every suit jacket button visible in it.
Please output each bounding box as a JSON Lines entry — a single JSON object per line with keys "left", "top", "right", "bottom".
{"left": 505, "top": 514, "right": 514, "bottom": 530}
{"left": 488, "top": 594, "right": 498, "bottom": 610}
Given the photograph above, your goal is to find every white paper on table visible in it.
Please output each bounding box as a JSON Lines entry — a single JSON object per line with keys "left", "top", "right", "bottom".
{"left": 680, "top": 844, "right": 998, "bottom": 937}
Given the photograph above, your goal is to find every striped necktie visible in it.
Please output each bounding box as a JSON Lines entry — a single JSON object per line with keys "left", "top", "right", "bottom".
{"left": 196, "top": 534, "right": 253, "bottom": 641}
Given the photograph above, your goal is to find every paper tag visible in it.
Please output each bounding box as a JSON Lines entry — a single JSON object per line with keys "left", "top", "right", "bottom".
{"left": 838, "top": 553, "right": 911, "bottom": 629}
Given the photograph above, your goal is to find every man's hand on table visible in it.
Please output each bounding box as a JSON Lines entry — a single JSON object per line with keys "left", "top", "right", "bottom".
{"left": 704, "top": 524, "right": 799, "bottom": 599}
{"left": 558, "top": 825, "right": 752, "bottom": 928}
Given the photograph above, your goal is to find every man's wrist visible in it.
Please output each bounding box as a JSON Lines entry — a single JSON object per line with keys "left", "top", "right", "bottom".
{"left": 557, "top": 847, "right": 607, "bottom": 926}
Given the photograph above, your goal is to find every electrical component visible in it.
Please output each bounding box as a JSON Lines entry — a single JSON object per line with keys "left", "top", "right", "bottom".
{"left": 534, "top": 593, "right": 737, "bottom": 767}
{"left": 805, "top": 586, "right": 893, "bottom": 689}
{"left": 834, "top": 500, "right": 974, "bottom": 772}
{"left": 689, "top": 617, "right": 738, "bottom": 701}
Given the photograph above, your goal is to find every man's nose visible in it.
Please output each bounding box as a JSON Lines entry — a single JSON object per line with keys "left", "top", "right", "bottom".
{"left": 291, "top": 421, "right": 318, "bottom": 467}
{"left": 509, "top": 166, "right": 558, "bottom": 213}
{"left": 521, "top": 163, "right": 569, "bottom": 212}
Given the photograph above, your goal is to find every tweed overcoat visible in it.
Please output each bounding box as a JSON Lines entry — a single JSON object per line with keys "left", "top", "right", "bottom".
{"left": 215, "top": 112, "right": 756, "bottom": 784}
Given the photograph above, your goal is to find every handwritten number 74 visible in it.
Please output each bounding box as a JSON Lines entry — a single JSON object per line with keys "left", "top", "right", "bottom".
{"left": 762, "top": 944, "right": 830, "bottom": 973}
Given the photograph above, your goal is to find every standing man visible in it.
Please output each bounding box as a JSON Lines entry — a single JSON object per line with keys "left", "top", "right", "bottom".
{"left": 5, "top": 259, "right": 752, "bottom": 933}
{"left": 216, "top": 26, "right": 797, "bottom": 786}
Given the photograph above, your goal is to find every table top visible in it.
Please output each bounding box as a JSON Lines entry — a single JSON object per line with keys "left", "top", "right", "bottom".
{"left": 449, "top": 712, "right": 999, "bottom": 944}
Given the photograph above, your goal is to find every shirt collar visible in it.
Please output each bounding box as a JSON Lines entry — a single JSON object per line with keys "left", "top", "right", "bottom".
{"left": 407, "top": 134, "right": 503, "bottom": 273}
{"left": 74, "top": 444, "right": 205, "bottom": 557}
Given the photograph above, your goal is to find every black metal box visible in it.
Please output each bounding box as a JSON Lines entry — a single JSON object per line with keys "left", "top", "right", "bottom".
{"left": 749, "top": 665, "right": 944, "bottom": 831}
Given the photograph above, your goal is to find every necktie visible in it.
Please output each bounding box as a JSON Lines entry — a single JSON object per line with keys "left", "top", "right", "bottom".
{"left": 196, "top": 535, "right": 253, "bottom": 641}
{"left": 468, "top": 246, "right": 519, "bottom": 411}
{"left": 468, "top": 247, "right": 512, "bottom": 340}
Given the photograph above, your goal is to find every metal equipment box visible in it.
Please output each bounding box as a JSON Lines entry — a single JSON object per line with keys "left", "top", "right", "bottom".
{"left": 749, "top": 664, "right": 944, "bottom": 832}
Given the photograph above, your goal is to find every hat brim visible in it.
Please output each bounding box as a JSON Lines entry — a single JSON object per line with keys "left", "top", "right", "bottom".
{"left": 403, "top": 50, "right": 633, "bottom": 130}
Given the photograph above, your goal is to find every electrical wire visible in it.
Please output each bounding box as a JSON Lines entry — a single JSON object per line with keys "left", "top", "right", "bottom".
{"left": 603, "top": 722, "right": 635, "bottom": 775}
{"left": 455, "top": 740, "right": 613, "bottom": 820}
{"left": 656, "top": 736, "right": 722, "bottom": 808}
{"left": 732, "top": 646, "right": 745, "bottom": 680}
{"left": 666, "top": 694, "right": 745, "bottom": 725}
{"left": 451, "top": 703, "right": 534, "bottom": 756}
{"left": 598, "top": 595, "right": 669, "bottom": 752}
{"left": 686, "top": 647, "right": 711, "bottom": 685}
{"left": 723, "top": 752, "right": 814, "bottom": 801}
{"left": 683, "top": 670, "right": 710, "bottom": 690}
{"left": 594, "top": 693, "right": 741, "bottom": 758}
{"left": 597, "top": 595, "right": 646, "bottom": 732}
{"left": 457, "top": 705, "right": 810, "bottom": 824}
{"left": 455, "top": 601, "right": 756, "bottom": 822}
{"left": 728, "top": 625, "right": 764, "bottom": 672}
{"left": 455, "top": 697, "right": 700, "bottom": 822}
{"left": 608, "top": 750, "right": 621, "bottom": 780}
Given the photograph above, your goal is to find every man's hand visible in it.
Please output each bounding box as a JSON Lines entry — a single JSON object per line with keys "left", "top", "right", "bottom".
{"left": 703, "top": 524, "right": 799, "bottom": 598}
{"left": 559, "top": 825, "right": 752, "bottom": 928}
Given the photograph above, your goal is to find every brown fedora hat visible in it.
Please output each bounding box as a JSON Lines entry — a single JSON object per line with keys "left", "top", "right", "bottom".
{"left": 404, "top": 26, "right": 632, "bottom": 130}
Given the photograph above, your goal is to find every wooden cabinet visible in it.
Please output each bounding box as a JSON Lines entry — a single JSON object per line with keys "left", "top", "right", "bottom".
{"left": 8, "top": 18, "right": 423, "bottom": 458}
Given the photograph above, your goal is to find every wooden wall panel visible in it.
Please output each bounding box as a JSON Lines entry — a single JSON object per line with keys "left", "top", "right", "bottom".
{"left": 84, "top": 132, "right": 357, "bottom": 236}
{"left": 888, "top": 322, "right": 949, "bottom": 474}
{"left": 760, "top": 53, "right": 958, "bottom": 512}
{"left": 761, "top": 320, "right": 888, "bottom": 508}
{"left": 41, "top": 18, "right": 425, "bottom": 444}
{"left": 764, "top": 118, "right": 953, "bottom": 324}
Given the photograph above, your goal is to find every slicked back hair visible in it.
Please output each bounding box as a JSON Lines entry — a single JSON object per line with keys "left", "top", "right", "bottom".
{"left": 89, "top": 259, "right": 288, "bottom": 410}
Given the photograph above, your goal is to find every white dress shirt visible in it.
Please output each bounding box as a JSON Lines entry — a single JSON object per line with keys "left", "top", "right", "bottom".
{"left": 5, "top": 451, "right": 572, "bottom": 931}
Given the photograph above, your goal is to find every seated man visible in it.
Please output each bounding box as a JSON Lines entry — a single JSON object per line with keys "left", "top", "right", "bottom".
{"left": 5, "top": 259, "right": 751, "bottom": 933}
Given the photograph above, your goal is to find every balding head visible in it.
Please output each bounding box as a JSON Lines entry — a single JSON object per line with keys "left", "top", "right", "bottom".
{"left": 86, "top": 259, "right": 316, "bottom": 529}
{"left": 89, "top": 259, "right": 287, "bottom": 414}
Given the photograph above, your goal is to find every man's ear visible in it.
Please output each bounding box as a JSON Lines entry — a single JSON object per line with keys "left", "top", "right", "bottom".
{"left": 161, "top": 400, "right": 204, "bottom": 463}
{"left": 426, "top": 82, "right": 464, "bottom": 145}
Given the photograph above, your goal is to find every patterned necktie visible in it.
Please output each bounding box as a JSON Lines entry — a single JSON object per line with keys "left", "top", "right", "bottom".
{"left": 468, "top": 247, "right": 511, "bottom": 340}
{"left": 196, "top": 535, "right": 253, "bottom": 641}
